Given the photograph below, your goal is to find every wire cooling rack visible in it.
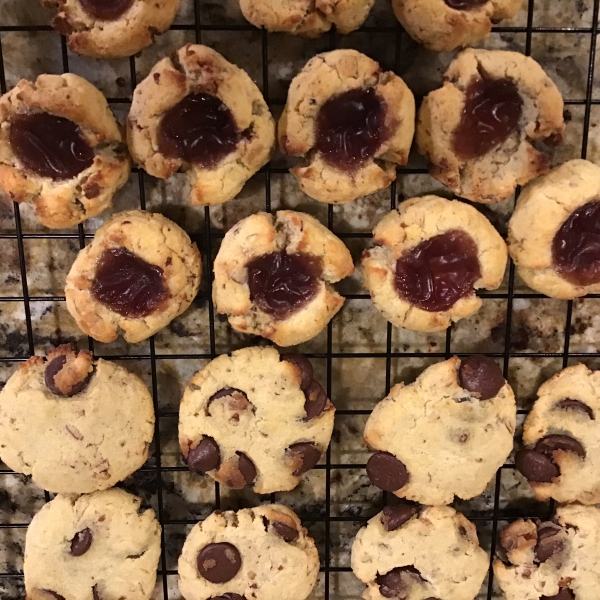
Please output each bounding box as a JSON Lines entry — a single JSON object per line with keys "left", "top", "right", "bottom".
{"left": 0, "top": 0, "right": 599, "bottom": 598}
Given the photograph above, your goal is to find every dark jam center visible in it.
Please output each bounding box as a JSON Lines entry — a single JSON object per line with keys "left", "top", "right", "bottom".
{"left": 453, "top": 78, "right": 523, "bottom": 160}
{"left": 91, "top": 248, "right": 168, "bottom": 318}
{"left": 246, "top": 251, "right": 323, "bottom": 320}
{"left": 315, "top": 88, "right": 387, "bottom": 172}
{"left": 394, "top": 229, "right": 481, "bottom": 312}
{"left": 80, "top": 0, "right": 134, "bottom": 20}
{"left": 552, "top": 200, "right": 600, "bottom": 286}
{"left": 9, "top": 113, "right": 94, "bottom": 180}
{"left": 157, "top": 93, "right": 241, "bottom": 169}
{"left": 444, "top": 0, "right": 488, "bottom": 9}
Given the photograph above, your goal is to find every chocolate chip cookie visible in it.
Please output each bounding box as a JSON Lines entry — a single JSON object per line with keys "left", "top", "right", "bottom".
{"left": 361, "top": 195, "right": 508, "bottom": 332}
{"left": 279, "top": 49, "right": 415, "bottom": 204}
{"left": 508, "top": 159, "right": 600, "bottom": 299}
{"left": 515, "top": 362, "right": 600, "bottom": 504}
{"left": 0, "top": 345, "right": 155, "bottom": 494}
{"left": 240, "top": 0, "right": 375, "bottom": 36}
{"left": 24, "top": 488, "right": 161, "bottom": 600}
{"left": 393, "top": 0, "right": 522, "bottom": 52}
{"left": 213, "top": 210, "right": 354, "bottom": 346}
{"left": 417, "top": 49, "right": 565, "bottom": 203}
{"left": 364, "top": 356, "right": 516, "bottom": 504}
{"left": 41, "top": 0, "right": 181, "bottom": 58}
{"left": 65, "top": 210, "right": 201, "bottom": 344}
{"left": 352, "top": 504, "right": 489, "bottom": 600}
{"left": 179, "top": 346, "right": 335, "bottom": 493}
{"left": 494, "top": 503, "right": 600, "bottom": 600}
{"left": 0, "top": 74, "right": 130, "bottom": 229}
{"left": 128, "top": 43, "right": 275, "bottom": 207}
{"left": 178, "top": 505, "right": 319, "bottom": 600}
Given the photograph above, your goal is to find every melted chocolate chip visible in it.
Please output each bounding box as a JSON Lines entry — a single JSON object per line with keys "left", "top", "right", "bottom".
{"left": 552, "top": 200, "right": 600, "bottom": 286}
{"left": 535, "top": 526, "right": 563, "bottom": 563}
{"left": 80, "top": 0, "right": 134, "bottom": 20}
{"left": 91, "top": 248, "right": 168, "bottom": 318}
{"left": 366, "top": 452, "right": 409, "bottom": 492}
{"left": 556, "top": 398, "right": 594, "bottom": 419}
{"left": 536, "top": 435, "right": 586, "bottom": 458}
{"left": 381, "top": 504, "right": 419, "bottom": 531}
{"left": 394, "top": 229, "right": 481, "bottom": 312}
{"left": 271, "top": 520, "right": 299, "bottom": 543}
{"left": 41, "top": 591, "right": 65, "bottom": 600}
{"left": 315, "top": 88, "right": 388, "bottom": 172}
{"left": 70, "top": 528, "right": 93, "bottom": 557}
{"left": 209, "top": 388, "right": 245, "bottom": 402}
{"left": 376, "top": 566, "right": 424, "bottom": 598}
{"left": 187, "top": 437, "right": 221, "bottom": 474}
{"left": 444, "top": 0, "right": 487, "bottom": 9}
{"left": 453, "top": 77, "right": 523, "bottom": 160}
{"left": 283, "top": 354, "right": 314, "bottom": 390}
{"left": 247, "top": 251, "right": 323, "bottom": 320}
{"left": 458, "top": 355, "right": 504, "bottom": 400}
{"left": 158, "top": 93, "right": 241, "bottom": 168}
{"left": 92, "top": 586, "right": 101, "bottom": 600}
{"left": 304, "top": 380, "right": 328, "bottom": 421}
{"left": 9, "top": 112, "right": 94, "bottom": 180}
{"left": 197, "top": 542, "right": 241, "bottom": 584}
{"left": 515, "top": 449, "right": 559, "bottom": 483}
{"left": 45, "top": 356, "right": 92, "bottom": 397}
{"left": 287, "top": 442, "right": 322, "bottom": 476}
{"left": 541, "top": 590, "right": 575, "bottom": 600}
{"left": 207, "top": 388, "right": 250, "bottom": 415}
{"left": 236, "top": 452, "right": 256, "bottom": 485}
{"left": 209, "top": 596, "right": 246, "bottom": 600}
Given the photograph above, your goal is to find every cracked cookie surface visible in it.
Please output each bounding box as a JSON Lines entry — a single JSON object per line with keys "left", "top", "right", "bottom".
{"left": 24, "top": 488, "right": 161, "bottom": 600}
{"left": 0, "top": 73, "right": 130, "bottom": 229}
{"left": 416, "top": 49, "right": 564, "bottom": 204}
{"left": 65, "top": 210, "right": 201, "bottom": 344}
{"left": 0, "top": 345, "right": 155, "bottom": 494}
{"left": 127, "top": 44, "right": 275, "bottom": 207}
{"left": 279, "top": 50, "right": 415, "bottom": 204}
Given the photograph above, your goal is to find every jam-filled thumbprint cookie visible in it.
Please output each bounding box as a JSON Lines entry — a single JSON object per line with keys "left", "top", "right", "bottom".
{"left": 508, "top": 160, "right": 600, "bottom": 299}
{"left": 213, "top": 210, "right": 354, "bottom": 346}
{"left": 279, "top": 49, "right": 415, "bottom": 204}
{"left": 361, "top": 195, "right": 507, "bottom": 332}
{"left": 0, "top": 74, "right": 130, "bottom": 229}
{"left": 65, "top": 210, "right": 201, "bottom": 344}
{"left": 128, "top": 44, "right": 275, "bottom": 207}
{"left": 41, "top": 0, "right": 181, "bottom": 58}
{"left": 417, "top": 49, "right": 565, "bottom": 204}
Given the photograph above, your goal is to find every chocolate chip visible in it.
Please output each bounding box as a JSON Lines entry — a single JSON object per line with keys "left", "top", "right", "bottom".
{"left": 70, "top": 528, "right": 93, "bottom": 556}
{"left": 92, "top": 585, "right": 101, "bottom": 600}
{"left": 381, "top": 504, "right": 418, "bottom": 531}
{"left": 303, "top": 380, "right": 328, "bottom": 421}
{"left": 197, "top": 542, "right": 241, "bottom": 584}
{"left": 210, "top": 388, "right": 245, "bottom": 401}
{"left": 80, "top": 0, "right": 133, "bottom": 20}
{"left": 271, "top": 521, "right": 299, "bottom": 543}
{"left": 287, "top": 442, "right": 322, "bottom": 476}
{"left": 376, "top": 566, "right": 423, "bottom": 598}
{"left": 535, "top": 435, "right": 586, "bottom": 458}
{"left": 45, "top": 356, "right": 92, "bottom": 397}
{"left": 187, "top": 437, "right": 221, "bottom": 474}
{"left": 209, "top": 595, "right": 246, "bottom": 600}
{"left": 556, "top": 399, "right": 594, "bottom": 419}
{"left": 366, "top": 452, "right": 409, "bottom": 492}
{"left": 282, "top": 354, "right": 313, "bottom": 390}
{"left": 515, "top": 449, "right": 559, "bottom": 483}
{"left": 41, "top": 592, "right": 65, "bottom": 600}
{"left": 236, "top": 452, "right": 256, "bottom": 486}
{"left": 535, "top": 526, "right": 563, "bottom": 563}
{"left": 458, "top": 355, "right": 505, "bottom": 400}
{"left": 541, "top": 590, "right": 574, "bottom": 600}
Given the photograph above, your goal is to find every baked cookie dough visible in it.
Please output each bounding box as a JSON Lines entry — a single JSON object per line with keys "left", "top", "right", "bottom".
{"left": 494, "top": 504, "right": 600, "bottom": 600}
{"left": 361, "top": 195, "right": 507, "bottom": 332}
{"left": 240, "top": 0, "right": 375, "bottom": 36}
{"left": 179, "top": 346, "right": 335, "bottom": 494}
{"left": 393, "top": 0, "right": 522, "bottom": 52}
{"left": 352, "top": 504, "right": 489, "bottom": 600}
{"left": 508, "top": 160, "right": 600, "bottom": 299}
{"left": 0, "top": 345, "right": 154, "bottom": 494}
{"left": 417, "top": 49, "right": 565, "bottom": 204}
{"left": 364, "top": 356, "right": 515, "bottom": 505}
{"left": 213, "top": 210, "right": 354, "bottom": 346}
{"left": 0, "top": 74, "right": 130, "bottom": 229}
{"left": 179, "top": 505, "right": 319, "bottom": 600}
{"left": 128, "top": 44, "right": 275, "bottom": 206}
{"left": 515, "top": 363, "right": 600, "bottom": 505}
{"left": 41, "top": 0, "right": 181, "bottom": 58}
{"left": 279, "top": 50, "right": 415, "bottom": 204}
{"left": 24, "top": 488, "right": 161, "bottom": 600}
{"left": 65, "top": 210, "right": 201, "bottom": 344}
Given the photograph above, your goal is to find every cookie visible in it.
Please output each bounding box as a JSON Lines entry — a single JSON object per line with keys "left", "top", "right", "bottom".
{"left": 213, "top": 210, "right": 353, "bottom": 346}
{"left": 24, "top": 488, "right": 161, "bottom": 600}
{"left": 514, "top": 363, "right": 600, "bottom": 505}
{"left": 417, "top": 49, "right": 565, "bottom": 203}
{"left": 494, "top": 503, "right": 600, "bottom": 600}
{"left": 0, "top": 345, "right": 154, "bottom": 494}
{"left": 393, "top": 0, "right": 522, "bottom": 52}
{"left": 128, "top": 44, "right": 275, "bottom": 207}
{"left": 279, "top": 50, "right": 415, "bottom": 204}
{"left": 179, "top": 346, "right": 335, "bottom": 494}
{"left": 508, "top": 159, "right": 600, "bottom": 299}
{"left": 41, "top": 0, "right": 181, "bottom": 58}
{"left": 0, "top": 74, "right": 130, "bottom": 229}
{"left": 179, "top": 504, "right": 319, "bottom": 600}
{"left": 361, "top": 195, "right": 507, "bottom": 332}
{"left": 351, "top": 504, "right": 489, "bottom": 600}
{"left": 240, "top": 0, "right": 375, "bottom": 36}
{"left": 65, "top": 210, "right": 201, "bottom": 344}
{"left": 363, "top": 356, "right": 516, "bottom": 504}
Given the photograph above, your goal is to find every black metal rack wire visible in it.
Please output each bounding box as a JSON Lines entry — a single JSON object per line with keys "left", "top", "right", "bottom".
{"left": 0, "top": 0, "right": 599, "bottom": 597}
